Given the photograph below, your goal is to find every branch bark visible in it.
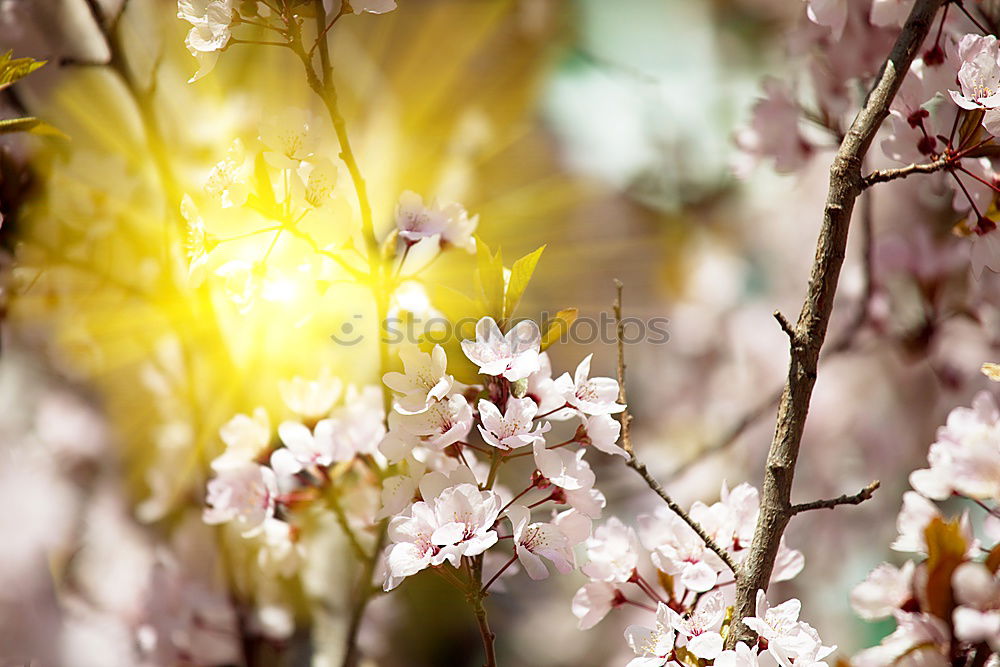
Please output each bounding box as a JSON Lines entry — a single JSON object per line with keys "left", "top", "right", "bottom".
{"left": 726, "top": 0, "right": 945, "bottom": 648}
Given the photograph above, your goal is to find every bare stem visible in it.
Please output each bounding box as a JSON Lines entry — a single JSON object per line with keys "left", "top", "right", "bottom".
{"left": 613, "top": 281, "right": 739, "bottom": 576}
{"left": 790, "top": 480, "right": 880, "bottom": 514}
{"left": 861, "top": 155, "right": 951, "bottom": 188}
{"left": 727, "top": 0, "right": 945, "bottom": 649}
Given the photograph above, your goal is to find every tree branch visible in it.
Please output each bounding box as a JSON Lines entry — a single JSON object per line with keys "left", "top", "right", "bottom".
{"left": 727, "top": 0, "right": 945, "bottom": 649}
{"left": 613, "top": 281, "right": 739, "bottom": 576}
{"left": 790, "top": 480, "right": 880, "bottom": 514}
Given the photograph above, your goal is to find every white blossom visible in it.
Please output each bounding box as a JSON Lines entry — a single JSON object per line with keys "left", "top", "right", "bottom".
{"left": 210, "top": 407, "right": 271, "bottom": 471}
{"left": 555, "top": 354, "right": 625, "bottom": 415}
{"left": 477, "top": 397, "right": 548, "bottom": 450}
{"left": 177, "top": 0, "right": 234, "bottom": 82}
{"left": 461, "top": 317, "right": 541, "bottom": 382}
{"left": 278, "top": 371, "right": 342, "bottom": 420}
{"left": 382, "top": 344, "right": 453, "bottom": 413}
{"left": 623, "top": 602, "right": 675, "bottom": 667}
{"left": 383, "top": 484, "right": 501, "bottom": 590}
{"left": 581, "top": 516, "right": 640, "bottom": 583}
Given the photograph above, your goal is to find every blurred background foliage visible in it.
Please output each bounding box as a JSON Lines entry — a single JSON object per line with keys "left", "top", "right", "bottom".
{"left": 0, "top": 0, "right": 997, "bottom": 665}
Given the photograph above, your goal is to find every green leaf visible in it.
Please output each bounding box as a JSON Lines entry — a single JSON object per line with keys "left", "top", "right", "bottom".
{"left": 540, "top": 307, "right": 577, "bottom": 350}
{"left": 0, "top": 51, "right": 46, "bottom": 91}
{"left": 474, "top": 236, "right": 505, "bottom": 319}
{"left": 503, "top": 244, "right": 545, "bottom": 320}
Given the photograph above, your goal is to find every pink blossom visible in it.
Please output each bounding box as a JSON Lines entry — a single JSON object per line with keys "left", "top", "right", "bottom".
{"left": 910, "top": 391, "right": 1000, "bottom": 501}
{"left": 571, "top": 581, "right": 618, "bottom": 630}
{"left": 735, "top": 78, "right": 812, "bottom": 175}
{"left": 851, "top": 561, "right": 915, "bottom": 620}
{"left": 950, "top": 35, "right": 1000, "bottom": 111}
{"left": 203, "top": 463, "right": 278, "bottom": 537}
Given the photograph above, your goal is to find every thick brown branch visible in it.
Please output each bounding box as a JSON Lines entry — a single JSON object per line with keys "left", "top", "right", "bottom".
{"left": 790, "top": 480, "right": 880, "bottom": 514}
{"left": 861, "top": 155, "right": 951, "bottom": 188}
{"left": 727, "top": 0, "right": 945, "bottom": 649}
{"left": 613, "top": 281, "right": 738, "bottom": 576}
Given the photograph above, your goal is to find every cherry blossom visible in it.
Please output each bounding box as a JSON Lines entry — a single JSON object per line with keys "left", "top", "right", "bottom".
{"left": 177, "top": 0, "right": 234, "bottom": 82}
{"left": 210, "top": 407, "right": 271, "bottom": 470}
{"left": 623, "top": 602, "right": 675, "bottom": 667}
{"left": 805, "top": 0, "right": 847, "bottom": 40}
{"left": 506, "top": 505, "right": 575, "bottom": 580}
{"left": 351, "top": 0, "right": 397, "bottom": 16}
{"left": 525, "top": 352, "right": 569, "bottom": 417}
{"left": 461, "top": 316, "right": 541, "bottom": 382}
{"left": 532, "top": 440, "right": 595, "bottom": 491}
{"left": 278, "top": 371, "right": 343, "bottom": 420}
{"left": 382, "top": 344, "right": 453, "bottom": 413}
{"left": 259, "top": 110, "right": 315, "bottom": 170}
{"left": 394, "top": 190, "right": 478, "bottom": 253}
{"left": 383, "top": 483, "right": 501, "bottom": 590}
{"left": 581, "top": 516, "right": 640, "bottom": 583}
{"left": 667, "top": 590, "right": 725, "bottom": 659}
{"left": 554, "top": 354, "right": 625, "bottom": 416}
{"left": 870, "top": 0, "right": 915, "bottom": 27}
{"left": 638, "top": 507, "right": 724, "bottom": 592}
{"left": 204, "top": 138, "right": 250, "bottom": 208}
{"left": 477, "top": 397, "right": 548, "bottom": 450}
{"left": 390, "top": 393, "right": 474, "bottom": 450}
{"left": 735, "top": 78, "right": 812, "bottom": 175}
{"left": 571, "top": 581, "right": 618, "bottom": 630}
{"left": 852, "top": 611, "right": 950, "bottom": 666}
{"left": 950, "top": 35, "right": 1000, "bottom": 111}
{"left": 851, "top": 561, "right": 915, "bottom": 620}
{"left": 742, "top": 590, "right": 834, "bottom": 667}
{"left": 202, "top": 463, "right": 278, "bottom": 536}
{"left": 952, "top": 562, "right": 1000, "bottom": 651}
{"left": 269, "top": 419, "right": 336, "bottom": 476}
{"left": 715, "top": 642, "right": 779, "bottom": 667}
{"left": 910, "top": 391, "right": 1000, "bottom": 500}
{"left": 582, "top": 413, "right": 626, "bottom": 457}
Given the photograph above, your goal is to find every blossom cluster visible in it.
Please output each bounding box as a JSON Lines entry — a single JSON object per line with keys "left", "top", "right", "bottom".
{"left": 202, "top": 372, "right": 384, "bottom": 573}
{"left": 573, "top": 483, "right": 833, "bottom": 666}
{"left": 850, "top": 386, "right": 1000, "bottom": 665}
{"left": 378, "top": 315, "right": 627, "bottom": 590}
{"left": 738, "top": 0, "right": 1000, "bottom": 276}
{"left": 177, "top": 0, "right": 397, "bottom": 83}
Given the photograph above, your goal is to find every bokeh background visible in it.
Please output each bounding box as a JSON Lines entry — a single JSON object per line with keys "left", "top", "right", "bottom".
{"left": 1, "top": 0, "right": 998, "bottom": 665}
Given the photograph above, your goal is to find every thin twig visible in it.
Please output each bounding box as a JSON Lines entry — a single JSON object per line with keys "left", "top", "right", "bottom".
{"left": 613, "top": 281, "right": 739, "bottom": 576}
{"left": 861, "top": 155, "right": 952, "bottom": 189}
{"left": 773, "top": 310, "right": 797, "bottom": 342}
{"left": 727, "top": 0, "right": 945, "bottom": 649}
{"left": 790, "top": 480, "right": 880, "bottom": 514}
